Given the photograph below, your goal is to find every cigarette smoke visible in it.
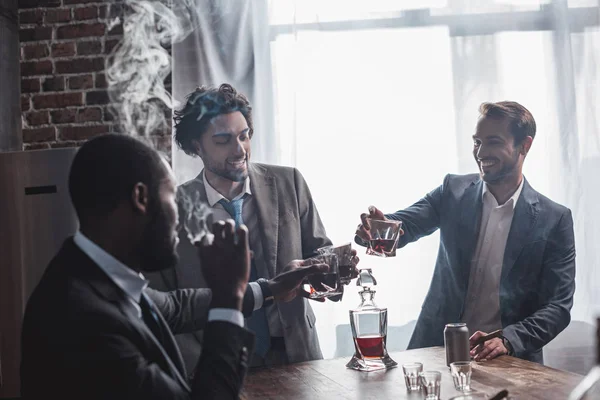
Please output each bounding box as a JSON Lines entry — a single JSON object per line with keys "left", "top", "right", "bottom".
{"left": 105, "top": 0, "right": 212, "bottom": 241}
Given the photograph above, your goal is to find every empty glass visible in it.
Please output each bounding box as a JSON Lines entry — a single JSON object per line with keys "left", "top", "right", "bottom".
{"left": 365, "top": 219, "right": 403, "bottom": 257}
{"left": 317, "top": 242, "right": 354, "bottom": 284}
{"left": 402, "top": 362, "right": 423, "bottom": 392}
{"left": 451, "top": 361, "right": 473, "bottom": 392}
{"left": 420, "top": 371, "right": 442, "bottom": 399}
{"left": 304, "top": 253, "right": 341, "bottom": 299}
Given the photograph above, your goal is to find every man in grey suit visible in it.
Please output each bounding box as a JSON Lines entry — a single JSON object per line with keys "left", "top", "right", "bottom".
{"left": 356, "top": 101, "right": 576, "bottom": 364}
{"left": 148, "top": 83, "right": 356, "bottom": 369}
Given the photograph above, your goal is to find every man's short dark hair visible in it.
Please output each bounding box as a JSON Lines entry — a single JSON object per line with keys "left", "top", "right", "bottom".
{"left": 173, "top": 83, "right": 253, "bottom": 157}
{"left": 68, "top": 134, "right": 168, "bottom": 221}
{"left": 479, "top": 101, "right": 536, "bottom": 144}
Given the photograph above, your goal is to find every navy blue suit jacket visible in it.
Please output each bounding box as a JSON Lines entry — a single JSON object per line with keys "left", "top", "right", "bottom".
{"left": 359, "top": 174, "right": 576, "bottom": 363}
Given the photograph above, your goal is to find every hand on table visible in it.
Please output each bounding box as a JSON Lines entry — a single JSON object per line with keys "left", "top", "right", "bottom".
{"left": 469, "top": 331, "right": 508, "bottom": 361}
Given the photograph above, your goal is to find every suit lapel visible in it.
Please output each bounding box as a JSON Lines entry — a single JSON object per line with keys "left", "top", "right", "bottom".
{"left": 458, "top": 178, "right": 484, "bottom": 286}
{"left": 501, "top": 178, "right": 539, "bottom": 281}
{"left": 116, "top": 295, "right": 191, "bottom": 391}
{"left": 70, "top": 242, "right": 192, "bottom": 392}
{"left": 249, "top": 164, "right": 279, "bottom": 278}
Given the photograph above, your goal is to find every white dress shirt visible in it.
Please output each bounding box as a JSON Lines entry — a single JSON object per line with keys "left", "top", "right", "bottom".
{"left": 73, "top": 231, "right": 243, "bottom": 327}
{"left": 202, "top": 171, "right": 265, "bottom": 312}
{"left": 461, "top": 179, "right": 524, "bottom": 334}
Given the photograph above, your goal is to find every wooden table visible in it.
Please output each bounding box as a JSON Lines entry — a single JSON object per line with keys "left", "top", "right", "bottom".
{"left": 241, "top": 347, "right": 583, "bottom": 400}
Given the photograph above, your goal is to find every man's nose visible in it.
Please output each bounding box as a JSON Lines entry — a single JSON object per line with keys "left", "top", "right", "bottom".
{"left": 233, "top": 141, "right": 246, "bottom": 156}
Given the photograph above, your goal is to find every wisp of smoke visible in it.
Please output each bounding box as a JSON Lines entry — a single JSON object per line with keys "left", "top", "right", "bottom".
{"left": 105, "top": 0, "right": 196, "bottom": 139}
{"left": 178, "top": 188, "right": 213, "bottom": 244}
{"left": 105, "top": 0, "right": 213, "bottom": 242}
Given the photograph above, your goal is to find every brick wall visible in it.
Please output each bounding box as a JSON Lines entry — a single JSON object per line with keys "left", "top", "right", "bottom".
{"left": 19, "top": 0, "right": 172, "bottom": 155}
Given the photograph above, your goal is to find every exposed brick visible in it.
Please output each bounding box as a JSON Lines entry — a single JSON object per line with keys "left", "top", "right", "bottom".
{"left": 104, "top": 39, "right": 120, "bottom": 54}
{"left": 77, "top": 107, "right": 103, "bottom": 122}
{"left": 64, "top": 0, "right": 107, "bottom": 4}
{"left": 103, "top": 106, "right": 116, "bottom": 121}
{"left": 77, "top": 40, "right": 102, "bottom": 56}
{"left": 108, "top": 23, "right": 123, "bottom": 36}
{"left": 45, "top": 9, "right": 72, "bottom": 23}
{"left": 21, "top": 95, "right": 31, "bottom": 112}
{"left": 25, "top": 142, "right": 52, "bottom": 150}
{"left": 51, "top": 141, "right": 80, "bottom": 149}
{"left": 86, "top": 90, "right": 109, "bottom": 105}
{"left": 25, "top": 111, "right": 50, "bottom": 126}
{"left": 32, "top": 92, "right": 83, "bottom": 109}
{"left": 20, "top": 0, "right": 60, "bottom": 9}
{"left": 74, "top": 6, "right": 98, "bottom": 20}
{"left": 21, "top": 60, "right": 53, "bottom": 77}
{"left": 22, "top": 44, "right": 49, "bottom": 60}
{"left": 98, "top": 5, "right": 108, "bottom": 18}
{"left": 60, "top": 125, "right": 110, "bottom": 141}
{"left": 95, "top": 73, "right": 107, "bottom": 88}
{"left": 21, "top": 78, "right": 41, "bottom": 93}
{"left": 23, "top": 127, "right": 56, "bottom": 143}
{"left": 51, "top": 42, "right": 76, "bottom": 58}
{"left": 104, "top": 3, "right": 124, "bottom": 19}
{"left": 42, "top": 76, "right": 65, "bottom": 92}
{"left": 68, "top": 74, "right": 94, "bottom": 90}
{"left": 55, "top": 57, "right": 104, "bottom": 74}
{"left": 57, "top": 23, "right": 106, "bottom": 39}
{"left": 51, "top": 109, "right": 77, "bottom": 124}
{"left": 19, "top": 27, "right": 52, "bottom": 42}
{"left": 19, "top": 10, "right": 44, "bottom": 25}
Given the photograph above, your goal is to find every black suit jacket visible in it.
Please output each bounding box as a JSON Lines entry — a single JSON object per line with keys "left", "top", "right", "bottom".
{"left": 20, "top": 239, "right": 254, "bottom": 400}
{"left": 357, "top": 174, "right": 576, "bottom": 363}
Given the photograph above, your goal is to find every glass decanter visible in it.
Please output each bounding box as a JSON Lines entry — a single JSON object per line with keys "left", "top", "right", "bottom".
{"left": 346, "top": 268, "right": 397, "bottom": 372}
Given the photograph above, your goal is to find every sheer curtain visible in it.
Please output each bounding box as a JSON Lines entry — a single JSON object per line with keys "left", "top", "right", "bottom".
{"left": 173, "top": 0, "right": 600, "bottom": 371}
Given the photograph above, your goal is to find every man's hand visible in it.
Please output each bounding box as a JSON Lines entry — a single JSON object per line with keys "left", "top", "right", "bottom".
{"left": 355, "top": 205, "right": 404, "bottom": 243}
{"left": 469, "top": 331, "right": 508, "bottom": 361}
{"left": 348, "top": 248, "right": 360, "bottom": 281}
{"left": 196, "top": 220, "right": 250, "bottom": 311}
{"left": 268, "top": 259, "right": 329, "bottom": 303}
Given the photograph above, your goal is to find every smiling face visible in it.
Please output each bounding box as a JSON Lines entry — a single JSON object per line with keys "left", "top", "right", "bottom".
{"left": 193, "top": 111, "right": 251, "bottom": 182}
{"left": 472, "top": 116, "right": 523, "bottom": 184}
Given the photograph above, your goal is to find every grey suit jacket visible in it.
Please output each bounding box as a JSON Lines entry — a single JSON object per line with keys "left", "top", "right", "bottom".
{"left": 357, "top": 173, "right": 576, "bottom": 364}
{"left": 147, "top": 162, "right": 331, "bottom": 369}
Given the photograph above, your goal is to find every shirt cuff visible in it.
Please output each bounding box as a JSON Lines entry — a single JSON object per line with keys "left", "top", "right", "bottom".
{"left": 207, "top": 308, "right": 244, "bottom": 328}
{"left": 248, "top": 281, "right": 263, "bottom": 311}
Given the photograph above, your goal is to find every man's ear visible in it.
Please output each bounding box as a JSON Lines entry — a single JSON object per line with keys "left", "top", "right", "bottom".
{"left": 131, "top": 182, "right": 149, "bottom": 215}
{"left": 191, "top": 139, "right": 203, "bottom": 157}
{"left": 521, "top": 136, "right": 533, "bottom": 156}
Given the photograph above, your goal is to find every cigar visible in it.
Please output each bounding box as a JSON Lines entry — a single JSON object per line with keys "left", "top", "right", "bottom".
{"left": 471, "top": 329, "right": 503, "bottom": 348}
{"left": 489, "top": 389, "right": 509, "bottom": 400}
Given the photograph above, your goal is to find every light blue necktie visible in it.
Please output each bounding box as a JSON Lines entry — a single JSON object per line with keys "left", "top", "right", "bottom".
{"left": 218, "top": 197, "right": 271, "bottom": 358}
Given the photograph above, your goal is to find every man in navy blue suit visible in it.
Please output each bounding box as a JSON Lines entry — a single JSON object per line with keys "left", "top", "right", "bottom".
{"left": 356, "top": 101, "right": 576, "bottom": 364}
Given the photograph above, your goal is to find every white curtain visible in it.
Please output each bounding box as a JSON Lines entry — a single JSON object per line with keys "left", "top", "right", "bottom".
{"left": 173, "top": 0, "right": 600, "bottom": 372}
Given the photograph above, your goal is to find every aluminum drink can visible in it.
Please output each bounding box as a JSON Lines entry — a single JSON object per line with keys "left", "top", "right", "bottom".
{"left": 444, "top": 323, "right": 470, "bottom": 366}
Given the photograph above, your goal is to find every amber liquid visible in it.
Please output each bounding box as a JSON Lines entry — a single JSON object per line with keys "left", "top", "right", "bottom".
{"left": 355, "top": 335, "right": 385, "bottom": 359}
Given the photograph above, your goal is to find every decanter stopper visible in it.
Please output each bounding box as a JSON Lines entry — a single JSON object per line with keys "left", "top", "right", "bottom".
{"left": 356, "top": 268, "right": 377, "bottom": 289}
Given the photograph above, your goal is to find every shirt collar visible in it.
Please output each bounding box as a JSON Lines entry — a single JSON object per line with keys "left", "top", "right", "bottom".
{"left": 482, "top": 177, "right": 525, "bottom": 210}
{"left": 73, "top": 231, "right": 148, "bottom": 303}
{"left": 202, "top": 170, "right": 252, "bottom": 207}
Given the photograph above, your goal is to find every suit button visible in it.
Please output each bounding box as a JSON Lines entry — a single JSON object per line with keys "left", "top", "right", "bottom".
{"left": 241, "top": 346, "right": 249, "bottom": 362}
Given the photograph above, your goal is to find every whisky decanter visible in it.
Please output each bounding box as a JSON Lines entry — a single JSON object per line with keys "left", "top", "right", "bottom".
{"left": 346, "top": 269, "right": 397, "bottom": 371}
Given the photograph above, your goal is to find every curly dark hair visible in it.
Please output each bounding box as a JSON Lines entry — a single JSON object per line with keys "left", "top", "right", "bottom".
{"left": 173, "top": 83, "right": 254, "bottom": 156}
